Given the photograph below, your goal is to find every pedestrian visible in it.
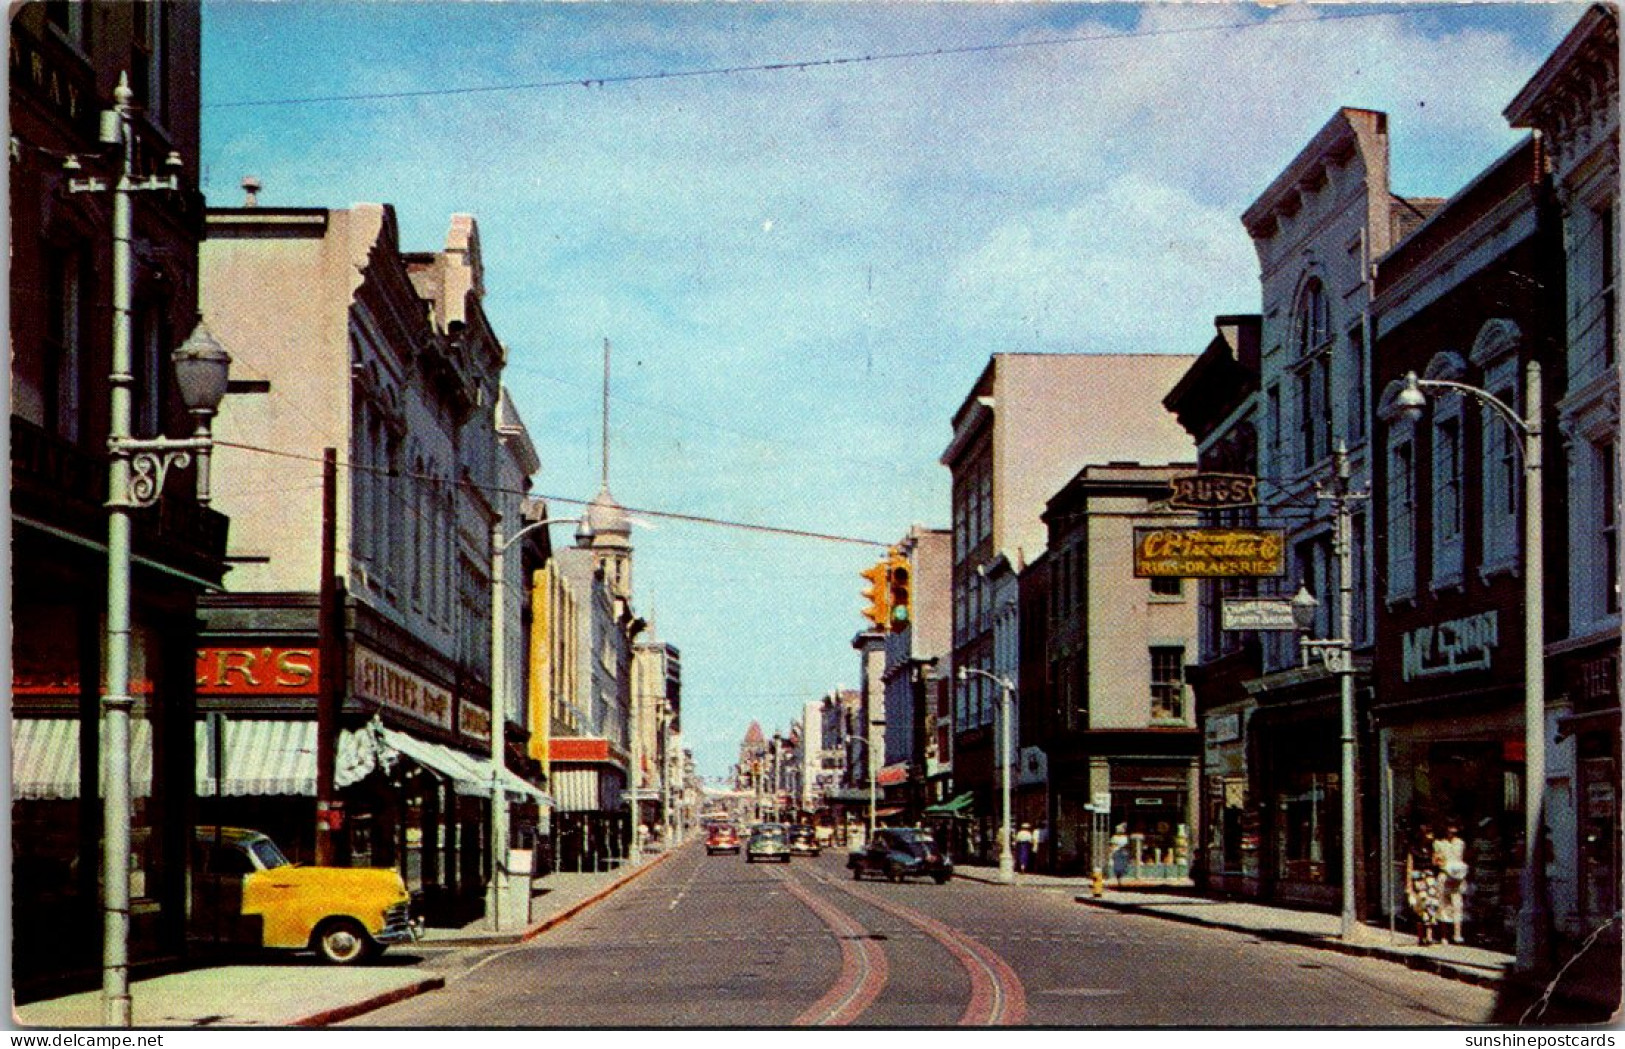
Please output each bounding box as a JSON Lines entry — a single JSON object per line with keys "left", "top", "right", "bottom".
{"left": 1110, "top": 823, "right": 1131, "bottom": 886}
{"left": 1015, "top": 823, "right": 1034, "bottom": 873}
{"left": 1433, "top": 821, "right": 1470, "bottom": 945}
{"left": 1406, "top": 823, "right": 1442, "bottom": 946}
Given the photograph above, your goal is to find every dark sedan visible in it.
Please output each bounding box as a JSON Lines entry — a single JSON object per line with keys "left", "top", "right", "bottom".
{"left": 847, "top": 827, "right": 952, "bottom": 884}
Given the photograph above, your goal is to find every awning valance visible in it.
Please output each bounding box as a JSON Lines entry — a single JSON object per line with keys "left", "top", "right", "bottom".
{"left": 11, "top": 717, "right": 154, "bottom": 800}
{"left": 923, "top": 792, "right": 976, "bottom": 816}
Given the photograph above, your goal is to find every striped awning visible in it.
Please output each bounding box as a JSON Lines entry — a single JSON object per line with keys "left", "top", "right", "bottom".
{"left": 15, "top": 717, "right": 548, "bottom": 806}
{"left": 11, "top": 717, "right": 155, "bottom": 800}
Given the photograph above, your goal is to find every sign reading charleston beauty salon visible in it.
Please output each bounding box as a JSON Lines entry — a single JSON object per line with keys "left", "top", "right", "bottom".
{"left": 352, "top": 647, "right": 452, "bottom": 731}
{"left": 1133, "top": 527, "right": 1286, "bottom": 578}
{"left": 1401, "top": 611, "right": 1499, "bottom": 682}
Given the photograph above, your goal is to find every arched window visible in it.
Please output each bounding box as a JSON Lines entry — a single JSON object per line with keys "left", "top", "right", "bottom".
{"left": 1295, "top": 278, "right": 1330, "bottom": 356}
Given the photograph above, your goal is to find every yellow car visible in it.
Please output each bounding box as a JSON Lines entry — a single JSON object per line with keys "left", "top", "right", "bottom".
{"left": 194, "top": 827, "right": 420, "bottom": 964}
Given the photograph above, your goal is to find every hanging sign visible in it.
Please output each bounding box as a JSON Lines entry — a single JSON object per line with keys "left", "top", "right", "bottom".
{"left": 1221, "top": 598, "right": 1300, "bottom": 632}
{"left": 1133, "top": 527, "right": 1286, "bottom": 578}
{"left": 1168, "top": 473, "right": 1259, "bottom": 509}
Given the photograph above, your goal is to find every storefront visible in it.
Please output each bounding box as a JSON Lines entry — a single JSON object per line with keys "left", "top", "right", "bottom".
{"left": 1249, "top": 693, "right": 1344, "bottom": 909}
{"left": 1203, "top": 702, "right": 1261, "bottom": 895}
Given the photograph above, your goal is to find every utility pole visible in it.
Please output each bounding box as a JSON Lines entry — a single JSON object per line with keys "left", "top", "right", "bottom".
{"left": 315, "top": 448, "right": 341, "bottom": 866}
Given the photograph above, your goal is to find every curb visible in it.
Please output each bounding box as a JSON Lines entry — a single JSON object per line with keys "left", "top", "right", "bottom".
{"left": 522, "top": 847, "right": 678, "bottom": 942}
{"left": 296, "top": 849, "right": 682, "bottom": 1026}
{"left": 1074, "top": 896, "right": 1506, "bottom": 989}
{"left": 292, "top": 976, "right": 447, "bottom": 1027}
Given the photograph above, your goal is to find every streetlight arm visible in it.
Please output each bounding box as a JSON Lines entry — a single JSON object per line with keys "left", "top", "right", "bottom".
{"left": 497, "top": 516, "right": 579, "bottom": 553}
{"left": 1415, "top": 377, "right": 1531, "bottom": 439}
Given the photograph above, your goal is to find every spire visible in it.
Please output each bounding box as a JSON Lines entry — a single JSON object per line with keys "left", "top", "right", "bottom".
{"left": 601, "top": 337, "right": 611, "bottom": 490}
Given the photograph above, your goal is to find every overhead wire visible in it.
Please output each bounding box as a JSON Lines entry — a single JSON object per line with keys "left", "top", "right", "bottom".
{"left": 204, "top": 6, "right": 1461, "bottom": 110}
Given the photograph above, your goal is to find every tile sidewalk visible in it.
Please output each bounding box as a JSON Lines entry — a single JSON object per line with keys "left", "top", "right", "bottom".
{"left": 11, "top": 846, "right": 679, "bottom": 1029}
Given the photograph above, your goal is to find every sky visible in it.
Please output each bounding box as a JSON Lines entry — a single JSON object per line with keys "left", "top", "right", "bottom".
{"left": 200, "top": 1, "right": 1581, "bottom": 780}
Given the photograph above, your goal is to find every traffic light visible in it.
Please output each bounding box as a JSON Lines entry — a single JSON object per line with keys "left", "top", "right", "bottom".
{"left": 886, "top": 553, "right": 911, "bottom": 633}
{"left": 860, "top": 559, "right": 891, "bottom": 630}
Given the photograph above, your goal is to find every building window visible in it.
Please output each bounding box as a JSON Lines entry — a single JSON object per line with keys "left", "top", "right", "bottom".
{"left": 1150, "top": 646, "right": 1186, "bottom": 722}
{"left": 1151, "top": 576, "right": 1182, "bottom": 598}
{"left": 1267, "top": 385, "right": 1283, "bottom": 478}
{"left": 44, "top": 249, "right": 85, "bottom": 443}
{"left": 133, "top": 304, "right": 166, "bottom": 440}
{"left": 44, "top": 1, "right": 90, "bottom": 51}
{"left": 1387, "top": 430, "right": 1417, "bottom": 599}
{"left": 132, "top": 1, "right": 168, "bottom": 128}
{"left": 1432, "top": 406, "right": 1465, "bottom": 588}
{"left": 1347, "top": 324, "right": 1366, "bottom": 444}
{"left": 1600, "top": 441, "right": 1620, "bottom": 618}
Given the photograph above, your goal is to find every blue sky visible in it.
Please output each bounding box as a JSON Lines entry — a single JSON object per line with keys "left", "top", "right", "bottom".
{"left": 201, "top": 1, "right": 1580, "bottom": 779}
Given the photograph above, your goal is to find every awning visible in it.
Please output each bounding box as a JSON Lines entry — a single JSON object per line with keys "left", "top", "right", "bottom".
{"left": 874, "top": 805, "right": 905, "bottom": 818}
{"left": 196, "top": 719, "right": 378, "bottom": 797}
{"left": 11, "top": 717, "right": 155, "bottom": 800}
{"left": 375, "top": 725, "right": 551, "bottom": 806}
{"left": 923, "top": 792, "right": 976, "bottom": 816}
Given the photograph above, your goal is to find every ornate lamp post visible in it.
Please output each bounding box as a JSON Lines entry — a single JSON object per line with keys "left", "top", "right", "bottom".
{"left": 67, "top": 72, "right": 231, "bottom": 1027}
{"left": 1388, "top": 363, "right": 1546, "bottom": 973}
{"left": 957, "top": 666, "right": 1016, "bottom": 884}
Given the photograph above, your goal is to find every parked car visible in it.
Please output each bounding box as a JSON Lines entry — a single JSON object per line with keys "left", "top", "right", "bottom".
{"left": 788, "top": 824, "right": 821, "bottom": 856}
{"left": 745, "top": 822, "right": 792, "bottom": 863}
{"left": 706, "top": 823, "right": 741, "bottom": 855}
{"left": 847, "top": 827, "right": 952, "bottom": 884}
{"left": 191, "top": 827, "right": 420, "bottom": 965}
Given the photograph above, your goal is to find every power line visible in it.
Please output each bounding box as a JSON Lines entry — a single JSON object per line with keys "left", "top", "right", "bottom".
{"left": 213, "top": 438, "right": 888, "bottom": 547}
{"left": 204, "top": 6, "right": 1459, "bottom": 110}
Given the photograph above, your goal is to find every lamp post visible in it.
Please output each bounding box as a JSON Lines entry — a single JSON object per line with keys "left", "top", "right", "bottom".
{"left": 1389, "top": 363, "right": 1546, "bottom": 973}
{"left": 67, "top": 73, "right": 231, "bottom": 1027}
{"left": 1288, "top": 442, "right": 1365, "bottom": 943}
{"left": 957, "top": 666, "right": 1015, "bottom": 884}
{"left": 488, "top": 514, "right": 576, "bottom": 931}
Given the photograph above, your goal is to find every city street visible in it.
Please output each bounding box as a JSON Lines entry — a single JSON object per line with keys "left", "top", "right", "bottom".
{"left": 349, "top": 843, "right": 1502, "bottom": 1027}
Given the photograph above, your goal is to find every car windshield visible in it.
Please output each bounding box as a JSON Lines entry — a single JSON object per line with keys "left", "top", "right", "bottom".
{"left": 886, "top": 830, "right": 932, "bottom": 854}
{"left": 753, "top": 826, "right": 787, "bottom": 841}
{"left": 247, "top": 837, "right": 291, "bottom": 870}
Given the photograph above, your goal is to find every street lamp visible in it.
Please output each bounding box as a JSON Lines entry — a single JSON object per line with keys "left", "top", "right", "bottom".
{"left": 1386, "top": 362, "right": 1547, "bottom": 973}
{"left": 488, "top": 513, "right": 577, "bottom": 931}
{"left": 68, "top": 72, "right": 230, "bottom": 1027}
{"left": 957, "top": 666, "right": 1015, "bottom": 885}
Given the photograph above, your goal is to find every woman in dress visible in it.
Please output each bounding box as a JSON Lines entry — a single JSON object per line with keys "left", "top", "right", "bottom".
{"left": 1433, "top": 821, "right": 1470, "bottom": 945}
{"left": 1109, "top": 824, "right": 1131, "bottom": 886}
{"left": 1406, "top": 824, "right": 1443, "bottom": 946}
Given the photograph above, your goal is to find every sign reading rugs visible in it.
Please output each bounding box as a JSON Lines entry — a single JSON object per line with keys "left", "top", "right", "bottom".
{"left": 1401, "top": 611, "right": 1499, "bottom": 682}
{"left": 352, "top": 647, "right": 452, "bottom": 732}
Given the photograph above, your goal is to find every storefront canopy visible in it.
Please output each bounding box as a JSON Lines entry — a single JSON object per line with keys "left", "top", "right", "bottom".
{"left": 923, "top": 792, "right": 976, "bottom": 817}
{"left": 12, "top": 716, "right": 548, "bottom": 806}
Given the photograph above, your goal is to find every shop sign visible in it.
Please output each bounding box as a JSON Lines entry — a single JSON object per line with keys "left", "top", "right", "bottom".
{"left": 1400, "top": 611, "right": 1498, "bottom": 681}
{"left": 352, "top": 646, "right": 452, "bottom": 731}
{"left": 1168, "top": 473, "right": 1258, "bottom": 509}
{"left": 1133, "top": 528, "right": 1286, "bottom": 578}
{"left": 1221, "top": 598, "right": 1298, "bottom": 632}
{"left": 460, "top": 702, "right": 491, "bottom": 745}
{"left": 196, "top": 647, "right": 319, "bottom": 695}
{"left": 1092, "top": 791, "right": 1113, "bottom": 812}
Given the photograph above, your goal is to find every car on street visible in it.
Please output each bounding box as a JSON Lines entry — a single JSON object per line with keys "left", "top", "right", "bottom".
{"left": 745, "top": 822, "right": 792, "bottom": 863}
{"left": 706, "top": 823, "right": 741, "bottom": 854}
{"left": 847, "top": 827, "right": 952, "bottom": 884}
{"left": 192, "top": 827, "right": 420, "bottom": 964}
{"left": 788, "top": 824, "right": 821, "bottom": 856}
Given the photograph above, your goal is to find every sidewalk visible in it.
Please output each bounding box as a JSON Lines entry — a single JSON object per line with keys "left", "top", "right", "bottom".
{"left": 12, "top": 846, "right": 681, "bottom": 1028}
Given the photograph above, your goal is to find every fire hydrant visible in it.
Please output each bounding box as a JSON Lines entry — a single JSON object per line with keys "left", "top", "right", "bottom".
{"left": 1091, "top": 867, "right": 1105, "bottom": 898}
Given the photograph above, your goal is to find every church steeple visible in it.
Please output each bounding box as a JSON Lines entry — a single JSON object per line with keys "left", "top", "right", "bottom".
{"left": 581, "top": 337, "right": 632, "bottom": 602}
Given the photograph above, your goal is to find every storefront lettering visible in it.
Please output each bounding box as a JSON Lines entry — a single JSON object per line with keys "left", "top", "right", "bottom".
{"left": 352, "top": 647, "right": 452, "bottom": 730}
{"left": 196, "top": 647, "right": 319, "bottom": 695}
{"left": 1133, "top": 528, "right": 1286, "bottom": 578}
{"left": 460, "top": 702, "right": 492, "bottom": 745}
{"left": 1401, "top": 611, "right": 1498, "bottom": 681}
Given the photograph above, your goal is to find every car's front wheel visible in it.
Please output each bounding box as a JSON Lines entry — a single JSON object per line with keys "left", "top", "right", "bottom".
{"left": 933, "top": 873, "right": 951, "bottom": 885}
{"left": 313, "top": 917, "right": 376, "bottom": 965}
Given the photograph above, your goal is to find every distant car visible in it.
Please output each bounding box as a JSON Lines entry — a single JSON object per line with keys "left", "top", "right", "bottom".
{"left": 847, "top": 827, "right": 952, "bottom": 884}
{"left": 745, "top": 822, "right": 792, "bottom": 863}
{"left": 706, "top": 823, "right": 741, "bottom": 854}
{"left": 788, "top": 824, "right": 821, "bottom": 856}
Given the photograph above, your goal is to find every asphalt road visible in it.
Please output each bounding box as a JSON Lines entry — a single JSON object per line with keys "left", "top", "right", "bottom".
{"left": 347, "top": 844, "right": 1505, "bottom": 1027}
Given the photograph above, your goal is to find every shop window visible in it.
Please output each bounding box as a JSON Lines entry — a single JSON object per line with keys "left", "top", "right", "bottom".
{"left": 1149, "top": 646, "right": 1185, "bottom": 722}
